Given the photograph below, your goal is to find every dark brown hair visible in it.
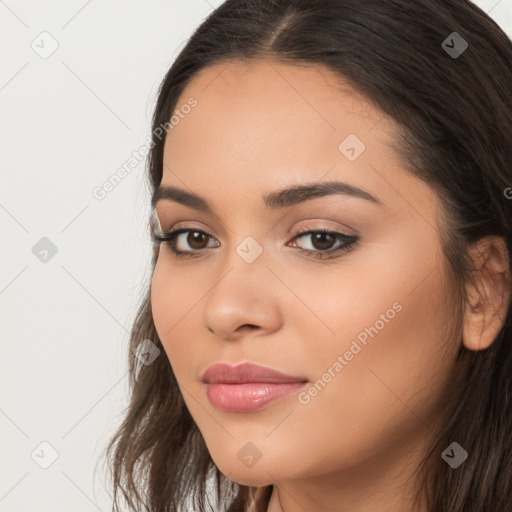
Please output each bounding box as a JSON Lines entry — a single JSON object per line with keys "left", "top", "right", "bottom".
{"left": 103, "top": 1, "right": 512, "bottom": 510}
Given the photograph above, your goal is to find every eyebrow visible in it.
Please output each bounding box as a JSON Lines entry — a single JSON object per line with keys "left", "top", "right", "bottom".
{"left": 151, "top": 180, "right": 383, "bottom": 213}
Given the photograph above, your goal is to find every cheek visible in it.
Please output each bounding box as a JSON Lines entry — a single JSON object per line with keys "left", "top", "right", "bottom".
{"left": 150, "top": 259, "right": 171, "bottom": 335}
{"left": 289, "top": 233, "right": 456, "bottom": 418}
{"left": 150, "top": 255, "right": 200, "bottom": 332}
{"left": 261, "top": 273, "right": 455, "bottom": 481}
{"left": 280, "top": 238, "right": 444, "bottom": 362}
{"left": 150, "top": 258, "right": 190, "bottom": 369}
{"left": 150, "top": 257, "right": 215, "bottom": 382}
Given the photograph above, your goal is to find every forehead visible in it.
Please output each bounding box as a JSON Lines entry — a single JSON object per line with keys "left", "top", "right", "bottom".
{"left": 170, "top": 58, "right": 388, "bottom": 135}
{"left": 156, "top": 59, "right": 442, "bottom": 233}
{"left": 163, "top": 58, "right": 397, "bottom": 176}
{"left": 184, "top": 58, "right": 367, "bottom": 105}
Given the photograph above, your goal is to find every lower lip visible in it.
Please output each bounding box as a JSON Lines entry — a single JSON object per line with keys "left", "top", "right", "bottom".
{"left": 205, "top": 382, "right": 307, "bottom": 412}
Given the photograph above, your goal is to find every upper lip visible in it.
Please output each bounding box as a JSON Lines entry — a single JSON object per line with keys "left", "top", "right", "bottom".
{"left": 202, "top": 362, "right": 308, "bottom": 384}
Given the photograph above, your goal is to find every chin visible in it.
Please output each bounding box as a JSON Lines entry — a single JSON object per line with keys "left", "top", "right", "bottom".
{"left": 220, "top": 467, "right": 275, "bottom": 488}
{"left": 210, "top": 447, "right": 303, "bottom": 488}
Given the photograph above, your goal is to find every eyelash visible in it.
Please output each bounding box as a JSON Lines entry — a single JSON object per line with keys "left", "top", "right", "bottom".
{"left": 152, "top": 225, "right": 359, "bottom": 260}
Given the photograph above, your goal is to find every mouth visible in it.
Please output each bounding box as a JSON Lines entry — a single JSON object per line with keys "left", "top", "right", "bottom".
{"left": 201, "top": 362, "right": 308, "bottom": 412}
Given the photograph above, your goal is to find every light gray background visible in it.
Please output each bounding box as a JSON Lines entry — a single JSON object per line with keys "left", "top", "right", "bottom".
{"left": 1, "top": 1, "right": 511, "bottom": 511}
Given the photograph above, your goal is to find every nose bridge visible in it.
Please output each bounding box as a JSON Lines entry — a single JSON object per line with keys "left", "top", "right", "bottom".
{"left": 224, "top": 229, "right": 272, "bottom": 290}
{"left": 203, "top": 232, "right": 283, "bottom": 338}
{"left": 217, "top": 210, "right": 270, "bottom": 276}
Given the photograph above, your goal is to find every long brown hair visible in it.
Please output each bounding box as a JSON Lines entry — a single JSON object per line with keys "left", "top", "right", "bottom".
{"left": 103, "top": 1, "right": 512, "bottom": 510}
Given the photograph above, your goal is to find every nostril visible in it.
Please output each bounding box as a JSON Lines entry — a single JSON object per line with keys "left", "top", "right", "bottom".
{"left": 238, "top": 324, "right": 259, "bottom": 331}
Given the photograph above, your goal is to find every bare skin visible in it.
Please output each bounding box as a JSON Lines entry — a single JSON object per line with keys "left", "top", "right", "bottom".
{"left": 150, "top": 59, "right": 510, "bottom": 512}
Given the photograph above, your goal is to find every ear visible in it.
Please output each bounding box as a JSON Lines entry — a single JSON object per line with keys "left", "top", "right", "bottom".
{"left": 462, "top": 235, "right": 511, "bottom": 351}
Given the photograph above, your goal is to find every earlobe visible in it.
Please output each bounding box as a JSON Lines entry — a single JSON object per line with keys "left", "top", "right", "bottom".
{"left": 461, "top": 236, "right": 511, "bottom": 352}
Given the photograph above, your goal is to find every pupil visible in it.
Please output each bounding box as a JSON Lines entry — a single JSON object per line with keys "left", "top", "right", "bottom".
{"left": 188, "top": 231, "right": 207, "bottom": 249}
{"left": 312, "top": 233, "right": 334, "bottom": 250}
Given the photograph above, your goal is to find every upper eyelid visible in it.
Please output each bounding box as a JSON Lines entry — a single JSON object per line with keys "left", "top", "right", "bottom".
{"left": 155, "top": 223, "right": 351, "bottom": 236}
{"left": 152, "top": 210, "right": 356, "bottom": 236}
{"left": 156, "top": 226, "right": 355, "bottom": 246}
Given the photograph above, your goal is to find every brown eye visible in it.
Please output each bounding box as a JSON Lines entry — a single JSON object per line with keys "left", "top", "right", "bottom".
{"left": 152, "top": 226, "right": 358, "bottom": 261}
{"left": 152, "top": 228, "right": 219, "bottom": 257}
{"left": 288, "top": 229, "right": 359, "bottom": 260}
{"left": 187, "top": 231, "right": 210, "bottom": 250}
{"left": 309, "top": 232, "right": 337, "bottom": 251}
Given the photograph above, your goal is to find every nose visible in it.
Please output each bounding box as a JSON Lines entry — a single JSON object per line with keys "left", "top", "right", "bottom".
{"left": 203, "top": 251, "right": 284, "bottom": 341}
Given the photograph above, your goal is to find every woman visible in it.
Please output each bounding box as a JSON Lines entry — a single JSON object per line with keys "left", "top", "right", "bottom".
{"left": 104, "top": 1, "right": 512, "bottom": 511}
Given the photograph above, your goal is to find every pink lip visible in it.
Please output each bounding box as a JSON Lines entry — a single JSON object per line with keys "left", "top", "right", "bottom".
{"left": 202, "top": 363, "right": 308, "bottom": 412}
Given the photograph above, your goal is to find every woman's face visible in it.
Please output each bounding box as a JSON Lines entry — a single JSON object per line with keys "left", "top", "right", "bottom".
{"left": 151, "top": 59, "right": 459, "bottom": 504}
